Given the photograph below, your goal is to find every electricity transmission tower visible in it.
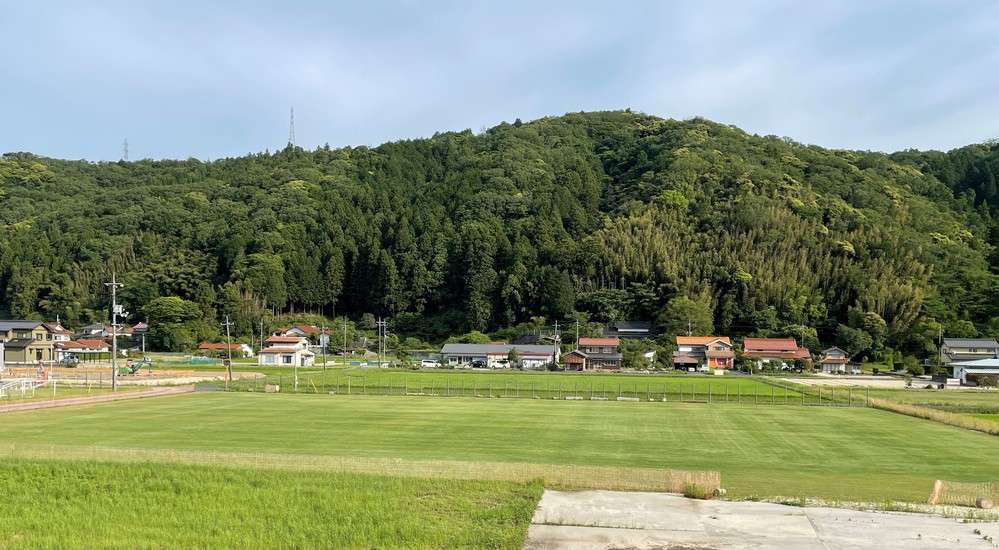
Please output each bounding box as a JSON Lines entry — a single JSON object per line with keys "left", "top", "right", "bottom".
{"left": 288, "top": 107, "right": 296, "bottom": 147}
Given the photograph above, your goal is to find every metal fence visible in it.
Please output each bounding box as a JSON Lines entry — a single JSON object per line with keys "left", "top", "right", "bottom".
{"left": 226, "top": 372, "right": 870, "bottom": 407}
{"left": 0, "top": 442, "right": 720, "bottom": 494}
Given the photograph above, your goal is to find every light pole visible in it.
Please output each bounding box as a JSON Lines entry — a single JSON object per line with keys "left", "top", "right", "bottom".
{"left": 321, "top": 325, "right": 328, "bottom": 372}
{"left": 221, "top": 315, "right": 234, "bottom": 389}
{"left": 104, "top": 274, "right": 125, "bottom": 392}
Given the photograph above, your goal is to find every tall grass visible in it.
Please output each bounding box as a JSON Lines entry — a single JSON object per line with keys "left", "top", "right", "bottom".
{"left": 0, "top": 458, "right": 543, "bottom": 549}
{"left": 869, "top": 398, "right": 999, "bottom": 436}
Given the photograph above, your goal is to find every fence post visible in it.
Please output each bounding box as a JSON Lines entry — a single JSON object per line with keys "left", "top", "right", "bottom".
{"left": 867, "top": 387, "right": 870, "bottom": 407}
{"left": 849, "top": 388, "right": 852, "bottom": 407}
{"left": 738, "top": 386, "right": 741, "bottom": 404}
{"left": 708, "top": 384, "right": 711, "bottom": 403}
{"left": 771, "top": 385, "right": 774, "bottom": 405}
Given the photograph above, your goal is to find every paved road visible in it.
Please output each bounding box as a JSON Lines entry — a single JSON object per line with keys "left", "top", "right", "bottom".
{"left": 525, "top": 490, "right": 999, "bottom": 549}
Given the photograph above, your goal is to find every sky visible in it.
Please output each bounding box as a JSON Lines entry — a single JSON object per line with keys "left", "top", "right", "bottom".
{"left": 2, "top": 1, "right": 998, "bottom": 161}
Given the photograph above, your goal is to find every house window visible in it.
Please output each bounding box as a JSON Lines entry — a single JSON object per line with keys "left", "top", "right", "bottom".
{"left": 265, "top": 355, "right": 275, "bottom": 364}
{"left": 35, "top": 333, "right": 42, "bottom": 340}
{"left": 971, "top": 349, "right": 978, "bottom": 353}
{"left": 282, "top": 355, "right": 293, "bottom": 365}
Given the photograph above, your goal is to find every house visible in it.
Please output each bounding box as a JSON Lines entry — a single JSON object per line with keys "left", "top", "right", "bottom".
{"left": 0, "top": 320, "right": 63, "bottom": 364}
{"left": 564, "top": 338, "right": 622, "bottom": 371}
{"left": 439, "top": 343, "right": 558, "bottom": 369}
{"left": 273, "top": 325, "right": 333, "bottom": 348}
{"left": 258, "top": 336, "right": 314, "bottom": 367}
{"left": 818, "top": 347, "right": 860, "bottom": 373}
{"left": 603, "top": 320, "right": 658, "bottom": 340}
{"left": 939, "top": 338, "right": 999, "bottom": 370}
{"left": 742, "top": 337, "right": 811, "bottom": 370}
{"left": 673, "top": 336, "right": 734, "bottom": 369}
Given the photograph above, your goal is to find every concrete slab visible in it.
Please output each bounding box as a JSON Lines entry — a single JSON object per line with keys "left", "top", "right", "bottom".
{"left": 526, "top": 490, "right": 999, "bottom": 549}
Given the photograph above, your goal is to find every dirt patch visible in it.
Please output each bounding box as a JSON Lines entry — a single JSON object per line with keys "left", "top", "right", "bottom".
{"left": 0, "top": 386, "right": 194, "bottom": 413}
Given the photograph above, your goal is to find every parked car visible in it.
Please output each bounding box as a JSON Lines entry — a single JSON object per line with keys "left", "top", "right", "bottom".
{"left": 421, "top": 359, "right": 440, "bottom": 368}
{"left": 59, "top": 355, "right": 80, "bottom": 366}
{"left": 471, "top": 359, "right": 487, "bottom": 368}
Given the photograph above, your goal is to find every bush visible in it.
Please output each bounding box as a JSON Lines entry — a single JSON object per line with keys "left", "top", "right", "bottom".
{"left": 908, "top": 364, "right": 925, "bottom": 376}
{"left": 683, "top": 483, "right": 710, "bottom": 500}
{"left": 872, "top": 367, "right": 879, "bottom": 375}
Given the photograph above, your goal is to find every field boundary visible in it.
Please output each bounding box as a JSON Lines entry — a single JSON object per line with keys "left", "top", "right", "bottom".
{"left": 0, "top": 386, "right": 194, "bottom": 414}
{"left": 0, "top": 442, "right": 720, "bottom": 494}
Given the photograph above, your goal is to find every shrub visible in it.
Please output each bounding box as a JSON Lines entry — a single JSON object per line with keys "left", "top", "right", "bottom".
{"left": 872, "top": 367, "right": 879, "bottom": 375}
{"left": 683, "top": 483, "right": 710, "bottom": 500}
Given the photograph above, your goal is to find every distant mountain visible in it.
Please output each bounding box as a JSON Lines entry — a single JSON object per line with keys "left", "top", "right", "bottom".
{"left": 1, "top": 111, "right": 997, "bottom": 361}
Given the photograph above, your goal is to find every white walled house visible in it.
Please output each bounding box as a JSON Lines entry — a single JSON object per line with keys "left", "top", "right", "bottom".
{"left": 439, "top": 343, "right": 558, "bottom": 369}
{"left": 258, "top": 336, "right": 314, "bottom": 367}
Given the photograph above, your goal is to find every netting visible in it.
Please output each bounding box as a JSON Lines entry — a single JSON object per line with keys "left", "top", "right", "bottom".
{"left": 929, "top": 479, "right": 997, "bottom": 508}
{"left": 0, "top": 442, "right": 720, "bottom": 494}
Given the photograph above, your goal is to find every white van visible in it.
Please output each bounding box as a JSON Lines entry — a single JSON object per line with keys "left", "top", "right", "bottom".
{"left": 421, "top": 359, "right": 440, "bottom": 368}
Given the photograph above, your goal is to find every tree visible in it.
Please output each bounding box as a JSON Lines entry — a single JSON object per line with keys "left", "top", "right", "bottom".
{"left": 835, "top": 324, "right": 873, "bottom": 358}
{"left": 658, "top": 295, "right": 713, "bottom": 337}
{"left": 507, "top": 347, "right": 521, "bottom": 368}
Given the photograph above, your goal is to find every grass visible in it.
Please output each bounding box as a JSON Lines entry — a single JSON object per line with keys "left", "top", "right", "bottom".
{"left": 3, "top": 393, "right": 998, "bottom": 502}
{"left": 866, "top": 388, "right": 999, "bottom": 410}
{"left": 869, "top": 398, "right": 999, "bottom": 436}
{"left": 0, "top": 458, "right": 542, "bottom": 549}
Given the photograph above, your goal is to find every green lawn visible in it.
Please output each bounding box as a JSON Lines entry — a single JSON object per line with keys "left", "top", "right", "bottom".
{"left": 4, "top": 393, "right": 998, "bottom": 502}
{"left": 0, "top": 386, "right": 143, "bottom": 404}
{"left": 972, "top": 413, "right": 999, "bottom": 422}
{"left": 0, "top": 458, "right": 541, "bottom": 549}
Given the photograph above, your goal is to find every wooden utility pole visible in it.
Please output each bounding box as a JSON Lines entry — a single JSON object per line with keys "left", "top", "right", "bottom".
{"left": 221, "top": 316, "right": 234, "bottom": 389}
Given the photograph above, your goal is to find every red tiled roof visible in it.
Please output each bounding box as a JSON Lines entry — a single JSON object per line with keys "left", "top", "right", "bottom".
{"left": 260, "top": 347, "right": 299, "bottom": 353}
{"left": 57, "top": 341, "right": 84, "bottom": 349}
{"left": 579, "top": 338, "right": 620, "bottom": 346}
{"left": 294, "top": 325, "right": 318, "bottom": 334}
{"left": 677, "top": 336, "right": 731, "bottom": 346}
{"left": 76, "top": 339, "right": 110, "bottom": 349}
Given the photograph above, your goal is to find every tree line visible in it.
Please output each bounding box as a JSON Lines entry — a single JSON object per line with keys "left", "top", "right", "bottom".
{"left": 1, "top": 111, "right": 997, "bottom": 365}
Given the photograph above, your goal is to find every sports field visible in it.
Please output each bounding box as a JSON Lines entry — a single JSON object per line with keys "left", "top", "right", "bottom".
{"left": 3, "top": 393, "right": 998, "bottom": 502}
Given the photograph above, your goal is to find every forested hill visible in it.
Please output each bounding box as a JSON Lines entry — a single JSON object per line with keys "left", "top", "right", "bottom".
{"left": 1, "top": 111, "right": 998, "bottom": 358}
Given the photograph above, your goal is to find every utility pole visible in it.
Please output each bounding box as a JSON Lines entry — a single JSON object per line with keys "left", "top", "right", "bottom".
{"left": 104, "top": 274, "right": 125, "bottom": 392}
{"left": 343, "top": 318, "right": 348, "bottom": 368}
{"left": 575, "top": 320, "right": 580, "bottom": 351}
{"left": 259, "top": 319, "right": 264, "bottom": 353}
{"left": 221, "top": 316, "right": 234, "bottom": 389}
{"left": 376, "top": 318, "right": 387, "bottom": 368}
{"left": 553, "top": 320, "right": 560, "bottom": 368}
{"left": 141, "top": 319, "right": 146, "bottom": 356}
{"left": 687, "top": 320, "right": 692, "bottom": 337}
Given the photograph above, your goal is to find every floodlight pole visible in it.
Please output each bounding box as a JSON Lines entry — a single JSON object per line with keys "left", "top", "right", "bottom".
{"left": 104, "top": 273, "right": 125, "bottom": 392}
{"left": 321, "top": 325, "right": 327, "bottom": 372}
{"left": 222, "top": 315, "right": 234, "bottom": 389}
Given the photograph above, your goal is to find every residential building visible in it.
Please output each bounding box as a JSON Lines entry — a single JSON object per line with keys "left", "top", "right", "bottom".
{"left": 439, "top": 343, "right": 558, "bottom": 369}
{"left": 818, "top": 347, "right": 860, "bottom": 373}
{"left": 273, "top": 325, "right": 333, "bottom": 348}
{"left": 0, "top": 320, "right": 66, "bottom": 364}
{"left": 940, "top": 338, "right": 999, "bottom": 369}
{"left": 602, "top": 320, "right": 658, "bottom": 340}
{"left": 56, "top": 339, "right": 111, "bottom": 362}
{"left": 673, "top": 336, "right": 734, "bottom": 369}
{"left": 742, "top": 337, "right": 811, "bottom": 370}
{"left": 951, "top": 358, "right": 999, "bottom": 385}
{"left": 258, "top": 336, "right": 314, "bottom": 367}
{"left": 564, "top": 338, "right": 622, "bottom": 371}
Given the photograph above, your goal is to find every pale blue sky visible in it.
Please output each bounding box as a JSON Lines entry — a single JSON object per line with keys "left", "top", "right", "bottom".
{"left": 2, "top": 1, "right": 997, "bottom": 161}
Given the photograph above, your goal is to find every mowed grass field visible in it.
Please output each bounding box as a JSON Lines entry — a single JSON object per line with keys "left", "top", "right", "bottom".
{"left": 0, "top": 458, "right": 541, "bottom": 549}
{"left": 4, "top": 393, "right": 998, "bottom": 502}
{"left": 867, "top": 388, "right": 999, "bottom": 410}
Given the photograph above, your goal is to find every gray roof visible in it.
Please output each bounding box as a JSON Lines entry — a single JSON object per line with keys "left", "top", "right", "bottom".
{"left": 0, "top": 320, "right": 43, "bottom": 331}
{"left": 942, "top": 338, "right": 999, "bottom": 348}
{"left": 952, "top": 358, "right": 999, "bottom": 368}
{"left": 440, "top": 343, "right": 556, "bottom": 355}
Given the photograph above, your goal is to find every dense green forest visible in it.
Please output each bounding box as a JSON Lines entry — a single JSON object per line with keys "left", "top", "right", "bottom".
{"left": 1, "top": 111, "right": 998, "bottom": 362}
